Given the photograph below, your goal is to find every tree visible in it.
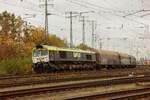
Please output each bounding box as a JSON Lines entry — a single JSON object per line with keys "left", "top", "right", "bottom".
{"left": 28, "top": 26, "right": 45, "bottom": 44}
{"left": 76, "top": 43, "right": 91, "bottom": 50}
{"left": 76, "top": 43, "right": 97, "bottom": 51}
{"left": 0, "top": 11, "right": 68, "bottom": 59}
{"left": 27, "top": 26, "right": 68, "bottom": 47}
{"left": 48, "top": 34, "right": 67, "bottom": 47}
{"left": 0, "top": 11, "right": 24, "bottom": 40}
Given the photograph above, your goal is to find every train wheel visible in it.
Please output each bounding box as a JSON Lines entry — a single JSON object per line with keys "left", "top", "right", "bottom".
{"left": 33, "top": 66, "right": 43, "bottom": 73}
{"left": 33, "top": 67, "right": 39, "bottom": 73}
{"left": 38, "top": 64, "right": 44, "bottom": 73}
{"left": 43, "top": 64, "right": 50, "bottom": 73}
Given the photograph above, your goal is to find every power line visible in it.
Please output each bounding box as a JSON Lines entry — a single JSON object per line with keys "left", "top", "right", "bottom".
{"left": 66, "top": 0, "right": 96, "bottom": 11}
{"left": 20, "top": 0, "right": 43, "bottom": 11}
{"left": 67, "top": 0, "right": 141, "bottom": 14}
{"left": 72, "top": 0, "right": 118, "bottom": 12}
{"left": 0, "top": 0, "right": 43, "bottom": 14}
{"left": 67, "top": 0, "right": 149, "bottom": 24}
{"left": 67, "top": 0, "right": 135, "bottom": 28}
{"left": 66, "top": 0, "right": 150, "bottom": 26}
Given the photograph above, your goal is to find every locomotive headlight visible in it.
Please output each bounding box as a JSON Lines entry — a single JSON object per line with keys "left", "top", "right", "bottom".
{"left": 45, "top": 58, "right": 49, "bottom": 62}
{"left": 33, "top": 58, "right": 38, "bottom": 63}
{"left": 42, "top": 56, "right": 49, "bottom": 62}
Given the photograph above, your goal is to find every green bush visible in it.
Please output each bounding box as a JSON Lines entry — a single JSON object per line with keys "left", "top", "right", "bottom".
{"left": 0, "top": 58, "right": 32, "bottom": 75}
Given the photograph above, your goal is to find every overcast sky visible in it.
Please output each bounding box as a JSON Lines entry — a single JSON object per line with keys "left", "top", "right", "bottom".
{"left": 0, "top": 0, "right": 150, "bottom": 59}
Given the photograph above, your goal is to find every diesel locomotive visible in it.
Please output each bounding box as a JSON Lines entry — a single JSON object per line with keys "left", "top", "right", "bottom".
{"left": 32, "top": 45, "right": 136, "bottom": 73}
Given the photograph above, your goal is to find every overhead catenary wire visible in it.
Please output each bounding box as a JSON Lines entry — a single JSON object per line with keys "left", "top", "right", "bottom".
{"left": 67, "top": 0, "right": 150, "bottom": 48}
{"left": 67, "top": 0, "right": 150, "bottom": 27}
{"left": 20, "top": 0, "right": 43, "bottom": 11}
{"left": 67, "top": 0, "right": 143, "bottom": 14}
{"left": 0, "top": 0, "right": 43, "bottom": 14}
{"left": 66, "top": 0, "right": 150, "bottom": 50}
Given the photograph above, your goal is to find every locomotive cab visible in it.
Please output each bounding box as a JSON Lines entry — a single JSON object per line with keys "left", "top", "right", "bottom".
{"left": 32, "top": 45, "right": 49, "bottom": 64}
{"left": 32, "top": 45, "right": 50, "bottom": 73}
{"left": 32, "top": 47, "right": 49, "bottom": 64}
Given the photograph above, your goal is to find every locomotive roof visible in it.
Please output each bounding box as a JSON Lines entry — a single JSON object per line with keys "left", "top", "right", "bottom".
{"left": 34, "top": 45, "right": 95, "bottom": 54}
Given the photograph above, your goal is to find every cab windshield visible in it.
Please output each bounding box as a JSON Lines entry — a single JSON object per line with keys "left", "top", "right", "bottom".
{"left": 41, "top": 50, "right": 48, "bottom": 56}
{"left": 33, "top": 50, "right": 40, "bottom": 57}
{"left": 33, "top": 50, "right": 48, "bottom": 57}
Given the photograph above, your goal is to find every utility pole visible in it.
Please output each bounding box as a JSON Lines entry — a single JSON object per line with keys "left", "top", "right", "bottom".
{"left": 45, "top": 0, "right": 48, "bottom": 42}
{"left": 86, "top": 19, "right": 96, "bottom": 48}
{"left": 80, "top": 16, "right": 86, "bottom": 44}
{"left": 39, "top": 0, "right": 54, "bottom": 43}
{"left": 99, "top": 38, "right": 102, "bottom": 50}
{"left": 79, "top": 11, "right": 94, "bottom": 45}
{"left": 66, "top": 11, "right": 78, "bottom": 48}
{"left": 69, "top": 12, "right": 73, "bottom": 48}
{"left": 91, "top": 20, "right": 95, "bottom": 48}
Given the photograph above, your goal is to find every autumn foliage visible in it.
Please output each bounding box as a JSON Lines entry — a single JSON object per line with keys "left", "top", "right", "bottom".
{"left": 0, "top": 11, "right": 67, "bottom": 60}
{"left": 0, "top": 11, "right": 67, "bottom": 74}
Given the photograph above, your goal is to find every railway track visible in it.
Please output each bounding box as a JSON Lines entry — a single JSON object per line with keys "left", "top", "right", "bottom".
{"left": 0, "top": 65, "right": 149, "bottom": 99}
{"left": 0, "top": 68, "right": 150, "bottom": 88}
{"left": 0, "top": 75, "right": 150, "bottom": 99}
{"left": 70, "top": 86, "right": 150, "bottom": 100}
{"left": 0, "top": 65, "right": 149, "bottom": 80}
{"left": 0, "top": 65, "right": 149, "bottom": 81}
{"left": 0, "top": 74, "right": 123, "bottom": 88}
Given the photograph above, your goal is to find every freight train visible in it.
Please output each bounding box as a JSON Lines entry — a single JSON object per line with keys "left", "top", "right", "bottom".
{"left": 32, "top": 45, "right": 136, "bottom": 73}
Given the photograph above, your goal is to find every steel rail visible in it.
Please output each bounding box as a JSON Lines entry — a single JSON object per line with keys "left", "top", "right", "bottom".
{"left": 0, "top": 70, "right": 111, "bottom": 80}
{"left": 0, "top": 66, "right": 149, "bottom": 80}
{"left": 69, "top": 87, "right": 150, "bottom": 100}
{"left": 0, "top": 70, "right": 140, "bottom": 88}
{"left": 0, "top": 75, "right": 150, "bottom": 99}
{"left": 0, "top": 73, "right": 150, "bottom": 88}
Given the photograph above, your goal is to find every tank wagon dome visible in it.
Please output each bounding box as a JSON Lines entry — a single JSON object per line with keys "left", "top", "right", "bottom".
{"left": 34, "top": 45, "right": 95, "bottom": 54}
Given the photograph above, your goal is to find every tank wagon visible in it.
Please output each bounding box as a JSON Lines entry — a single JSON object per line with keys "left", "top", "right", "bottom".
{"left": 32, "top": 45, "right": 136, "bottom": 73}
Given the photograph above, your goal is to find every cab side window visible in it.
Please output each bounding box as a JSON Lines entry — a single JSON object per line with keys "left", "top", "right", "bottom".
{"left": 73, "top": 52, "right": 81, "bottom": 58}
{"left": 59, "top": 51, "right": 67, "bottom": 58}
{"left": 86, "top": 54, "right": 92, "bottom": 60}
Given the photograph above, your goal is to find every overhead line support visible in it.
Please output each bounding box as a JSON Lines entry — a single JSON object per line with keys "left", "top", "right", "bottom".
{"left": 66, "top": 11, "right": 78, "bottom": 48}
{"left": 80, "top": 16, "right": 86, "bottom": 44}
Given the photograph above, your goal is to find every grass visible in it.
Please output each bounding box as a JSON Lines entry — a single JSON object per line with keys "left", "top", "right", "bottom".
{"left": 0, "top": 58, "right": 32, "bottom": 75}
